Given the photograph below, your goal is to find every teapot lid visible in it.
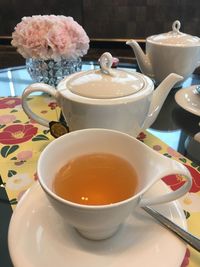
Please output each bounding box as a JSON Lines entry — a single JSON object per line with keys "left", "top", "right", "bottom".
{"left": 148, "top": 20, "right": 200, "bottom": 46}
{"left": 66, "top": 53, "right": 145, "bottom": 99}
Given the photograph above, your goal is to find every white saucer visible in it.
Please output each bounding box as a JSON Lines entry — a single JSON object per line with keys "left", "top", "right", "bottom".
{"left": 175, "top": 85, "right": 200, "bottom": 116}
{"left": 8, "top": 181, "right": 187, "bottom": 267}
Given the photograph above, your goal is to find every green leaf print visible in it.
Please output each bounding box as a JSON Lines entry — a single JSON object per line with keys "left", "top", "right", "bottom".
{"left": 184, "top": 210, "right": 190, "bottom": 219}
{"left": 1, "top": 145, "right": 19, "bottom": 158}
{"left": 179, "top": 158, "right": 187, "bottom": 163}
{"left": 43, "top": 129, "right": 50, "bottom": 135}
{"left": 0, "top": 124, "right": 5, "bottom": 129}
{"left": 8, "top": 170, "right": 17, "bottom": 177}
{"left": 10, "top": 156, "right": 17, "bottom": 160}
{"left": 191, "top": 162, "right": 198, "bottom": 168}
{"left": 32, "top": 134, "right": 49, "bottom": 141}
{"left": 10, "top": 198, "right": 18, "bottom": 205}
{"left": 163, "top": 153, "right": 172, "bottom": 158}
{"left": 10, "top": 109, "right": 18, "bottom": 113}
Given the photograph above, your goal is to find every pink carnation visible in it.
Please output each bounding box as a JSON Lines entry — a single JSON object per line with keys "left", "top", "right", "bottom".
{"left": 11, "top": 15, "right": 90, "bottom": 61}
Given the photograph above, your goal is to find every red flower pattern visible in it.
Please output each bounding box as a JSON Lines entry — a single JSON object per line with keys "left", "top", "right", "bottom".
{"left": 153, "top": 145, "right": 162, "bottom": 151}
{"left": 48, "top": 102, "right": 58, "bottom": 110}
{"left": 137, "top": 132, "right": 146, "bottom": 141}
{"left": 0, "top": 124, "right": 38, "bottom": 144}
{"left": 33, "top": 172, "right": 38, "bottom": 181}
{"left": 162, "top": 164, "right": 200, "bottom": 193}
{"left": 0, "top": 97, "right": 21, "bottom": 109}
{"left": 180, "top": 248, "right": 190, "bottom": 267}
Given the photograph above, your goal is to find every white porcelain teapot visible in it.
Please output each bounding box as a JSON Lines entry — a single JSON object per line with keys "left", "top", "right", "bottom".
{"left": 127, "top": 20, "right": 200, "bottom": 85}
{"left": 22, "top": 52, "right": 182, "bottom": 137}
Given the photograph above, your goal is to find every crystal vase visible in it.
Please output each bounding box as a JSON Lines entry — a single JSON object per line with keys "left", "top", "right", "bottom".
{"left": 26, "top": 57, "right": 82, "bottom": 87}
{"left": 26, "top": 57, "right": 82, "bottom": 129}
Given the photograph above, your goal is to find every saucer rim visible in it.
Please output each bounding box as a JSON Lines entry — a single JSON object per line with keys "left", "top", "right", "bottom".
{"left": 8, "top": 181, "right": 187, "bottom": 267}
{"left": 175, "top": 85, "right": 200, "bottom": 116}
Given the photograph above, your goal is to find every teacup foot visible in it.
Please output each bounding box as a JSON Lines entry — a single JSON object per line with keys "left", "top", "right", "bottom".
{"left": 76, "top": 225, "right": 120, "bottom": 241}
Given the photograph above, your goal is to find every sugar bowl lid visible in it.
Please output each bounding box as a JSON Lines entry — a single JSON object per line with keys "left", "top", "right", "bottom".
{"left": 148, "top": 20, "right": 200, "bottom": 46}
{"left": 66, "top": 52, "right": 147, "bottom": 99}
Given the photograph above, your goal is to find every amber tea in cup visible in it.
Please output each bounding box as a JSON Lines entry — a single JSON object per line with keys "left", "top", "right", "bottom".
{"left": 53, "top": 153, "right": 138, "bottom": 206}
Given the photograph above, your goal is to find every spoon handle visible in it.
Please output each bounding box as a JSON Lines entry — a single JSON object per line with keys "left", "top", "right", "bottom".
{"left": 142, "top": 206, "right": 200, "bottom": 252}
{"left": 195, "top": 85, "right": 200, "bottom": 94}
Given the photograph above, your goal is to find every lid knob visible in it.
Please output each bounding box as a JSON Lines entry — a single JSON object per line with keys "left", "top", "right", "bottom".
{"left": 172, "top": 20, "right": 181, "bottom": 33}
{"left": 99, "top": 52, "right": 114, "bottom": 76}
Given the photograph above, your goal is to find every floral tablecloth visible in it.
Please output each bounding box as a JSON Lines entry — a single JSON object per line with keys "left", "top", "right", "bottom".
{"left": 0, "top": 96, "right": 199, "bottom": 267}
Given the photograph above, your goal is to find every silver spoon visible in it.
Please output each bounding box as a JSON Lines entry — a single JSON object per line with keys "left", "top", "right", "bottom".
{"left": 195, "top": 85, "right": 200, "bottom": 95}
{"left": 142, "top": 206, "right": 200, "bottom": 252}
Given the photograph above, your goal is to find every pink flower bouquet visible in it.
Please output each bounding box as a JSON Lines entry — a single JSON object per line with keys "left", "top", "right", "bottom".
{"left": 11, "top": 15, "right": 90, "bottom": 61}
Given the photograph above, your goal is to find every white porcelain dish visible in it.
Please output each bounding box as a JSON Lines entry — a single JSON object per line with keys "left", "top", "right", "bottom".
{"left": 8, "top": 181, "right": 187, "bottom": 267}
{"left": 175, "top": 85, "right": 200, "bottom": 116}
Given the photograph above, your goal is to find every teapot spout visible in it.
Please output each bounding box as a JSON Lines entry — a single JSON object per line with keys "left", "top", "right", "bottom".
{"left": 143, "top": 73, "right": 183, "bottom": 130}
{"left": 126, "top": 40, "right": 153, "bottom": 77}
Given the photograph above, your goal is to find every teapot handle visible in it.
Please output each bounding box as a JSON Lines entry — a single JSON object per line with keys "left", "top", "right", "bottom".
{"left": 22, "top": 83, "right": 59, "bottom": 127}
{"left": 139, "top": 158, "right": 192, "bottom": 207}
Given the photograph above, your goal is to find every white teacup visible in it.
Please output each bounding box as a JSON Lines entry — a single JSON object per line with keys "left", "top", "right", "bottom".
{"left": 37, "top": 128, "right": 192, "bottom": 240}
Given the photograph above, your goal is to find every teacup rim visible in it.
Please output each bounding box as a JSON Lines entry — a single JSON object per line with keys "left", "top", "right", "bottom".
{"left": 37, "top": 128, "right": 158, "bottom": 209}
